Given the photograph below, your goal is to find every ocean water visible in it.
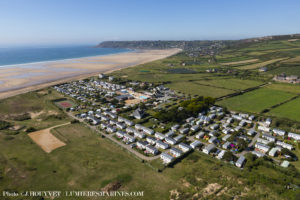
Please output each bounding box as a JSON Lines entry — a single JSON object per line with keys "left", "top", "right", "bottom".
{"left": 0, "top": 46, "right": 131, "bottom": 67}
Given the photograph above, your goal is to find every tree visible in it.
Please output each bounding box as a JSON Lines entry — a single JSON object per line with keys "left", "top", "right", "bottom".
{"left": 223, "top": 151, "right": 236, "bottom": 162}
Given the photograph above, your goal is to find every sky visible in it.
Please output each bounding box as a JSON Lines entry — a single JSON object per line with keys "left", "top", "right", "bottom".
{"left": 0, "top": 0, "right": 300, "bottom": 46}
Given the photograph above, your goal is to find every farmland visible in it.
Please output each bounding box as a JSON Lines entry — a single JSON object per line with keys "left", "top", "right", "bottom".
{"left": 217, "top": 88, "right": 296, "bottom": 113}
{"left": 269, "top": 97, "right": 300, "bottom": 122}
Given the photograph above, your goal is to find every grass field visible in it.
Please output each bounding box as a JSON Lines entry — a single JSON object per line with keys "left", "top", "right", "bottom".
{"left": 0, "top": 89, "right": 70, "bottom": 130}
{"left": 195, "top": 78, "right": 263, "bottom": 91}
{"left": 265, "top": 83, "right": 300, "bottom": 94}
{"left": 220, "top": 58, "right": 259, "bottom": 66}
{"left": 0, "top": 123, "right": 177, "bottom": 200}
{"left": 238, "top": 57, "right": 289, "bottom": 70}
{"left": 269, "top": 97, "right": 300, "bottom": 122}
{"left": 217, "top": 88, "right": 296, "bottom": 113}
{"left": 165, "top": 81, "right": 235, "bottom": 98}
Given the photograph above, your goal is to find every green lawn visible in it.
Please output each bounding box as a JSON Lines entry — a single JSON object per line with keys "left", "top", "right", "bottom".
{"left": 165, "top": 81, "right": 235, "bottom": 98}
{"left": 269, "top": 97, "right": 300, "bottom": 122}
{"left": 217, "top": 88, "right": 296, "bottom": 113}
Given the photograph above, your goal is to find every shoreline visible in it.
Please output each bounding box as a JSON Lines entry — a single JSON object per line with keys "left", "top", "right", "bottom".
{"left": 0, "top": 48, "right": 134, "bottom": 69}
{"left": 0, "top": 48, "right": 181, "bottom": 100}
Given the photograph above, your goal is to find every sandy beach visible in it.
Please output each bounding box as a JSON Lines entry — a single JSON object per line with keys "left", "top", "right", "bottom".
{"left": 0, "top": 48, "right": 181, "bottom": 99}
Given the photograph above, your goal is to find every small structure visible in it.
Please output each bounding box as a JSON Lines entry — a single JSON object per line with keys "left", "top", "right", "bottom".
{"left": 160, "top": 152, "right": 174, "bottom": 164}
{"left": 235, "top": 156, "right": 246, "bottom": 168}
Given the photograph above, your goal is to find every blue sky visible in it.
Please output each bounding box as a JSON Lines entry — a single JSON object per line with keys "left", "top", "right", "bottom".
{"left": 0, "top": 0, "right": 299, "bottom": 46}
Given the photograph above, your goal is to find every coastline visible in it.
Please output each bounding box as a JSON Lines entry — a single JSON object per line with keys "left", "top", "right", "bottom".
{"left": 0, "top": 48, "right": 181, "bottom": 100}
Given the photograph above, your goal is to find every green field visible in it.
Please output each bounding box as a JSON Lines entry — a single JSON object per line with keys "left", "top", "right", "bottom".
{"left": 165, "top": 81, "right": 235, "bottom": 98}
{"left": 0, "top": 123, "right": 176, "bottom": 200}
{"left": 0, "top": 90, "right": 69, "bottom": 130}
{"left": 269, "top": 97, "right": 300, "bottom": 122}
{"left": 218, "top": 88, "right": 296, "bottom": 113}
{"left": 195, "top": 78, "right": 263, "bottom": 91}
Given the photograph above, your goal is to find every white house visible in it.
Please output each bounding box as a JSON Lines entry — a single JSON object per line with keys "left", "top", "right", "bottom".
{"left": 155, "top": 132, "right": 165, "bottom": 140}
{"left": 145, "top": 145, "right": 159, "bottom": 155}
{"left": 137, "top": 141, "right": 148, "bottom": 150}
{"left": 257, "top": 138, "right": 270, "bottom": 145}
{"left": 208, "top": 136, "right": 218, "bottom": 144}
{"left": 156, "top": 140, "right": 169, "bottom": 150}
{"left": 288, "top": 132, "right": 300, "bottom": 140}
{"left": 262, "top": 133, "right": 276, "bottom": 142}
{"left": 116, "top": 122, "right": 126, "bottom": 130}
{"left": 179, "top": 128, "right": 189, "bottom": 134}
{"left": 195, "top": 132, "right": 205, "bottom": 139}
{"left": 146, "top": 136, "right": 156, "bottom": 145}
{"left": 203, "top": 144, "right": 215, "bottom": 154}
{"left": 116, "top": 130, "right": 125, "bottom": 138}
{"left": 258, "top": 125, "right": 270, "bottom": 132}
{"left": 235, "top": 156, "right": 246, "bottom": 168}
{"left": 247, "top": 129, "right": 256, "bottom": 136}
{"left": 273, "top": 128, "right": 286, "bottom": 136}
{"left": 123, "top": 134, "right": 135, "bottom": 143}
{"left": 165, "top": 137, "right": 177, "bottom": 145}
{"left": 255, "top": 142, "right": 270, "bottom": 152}
{"left": 133, "top": 130, "right": 146, "bottom": 139}
{"left": 178, "top": 143, "right": 192, "bottom": 153}
{"left": 217, "top": 150, "right": 225, "bottom": 160}
{"left": 191, "top": 125, "right": 200, "bottom": 132}
{"left": 170, "top": 147, "right": 183, "bottom": 158}
{"left": 174, "top": 135, "right": 184, "bottom": 143}
{"left": 252, "top": 150, "right": 265, "bottom": 158}
{"left": 222, "top": 141, "right": 231, "bottom": 149}
{"left": 190, "top": 140, "right": 201, "bottom": 149}
{"left": 276, "top": 141, "right": 293, "bottom": 150}
{"left": 160, "top": 152, "right": 174, "bottom": 164}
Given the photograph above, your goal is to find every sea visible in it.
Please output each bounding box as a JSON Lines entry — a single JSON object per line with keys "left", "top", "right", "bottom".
{"left": 0, "top": 45, "right": 131, "bottom": 67}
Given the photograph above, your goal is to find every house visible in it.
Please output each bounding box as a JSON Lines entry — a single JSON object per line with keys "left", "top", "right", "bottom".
{"left": 171, "top": 124, "right": 180, "bottom": 131}
{"left": 100, "top": 123, "right": 108, "bottom": 130}
{"left": 142, "top": 127, "right": 155, "bottom": 135}
{"left": 178, "top": 143, "right": 192, "bottom": 153}
{"left": 108, "top": 76, "right": 114, "bottom": 81}
{"left": 126, "top": 127, "right": 135, "bottom": 133}
{"left": 265, "top": 118, "right": 272, "bottom": 127}
{"left": 146, "top": 136, "right": 156, "bottom": 145}
{"left": 222, "top": 134, "right": 231, "bottom": 141}
{"left": 255, "top": 142, "right": 270, "bottom": 152}
{"left": 259, "top": 67, "right": 268, "bottom": 72}
{"left": 195, "top": 131, "right": 205, "bottom": 139}
{"left": 276, "top": 141, "right": 293, "bottom": 150}
{"left": 190, "top": 140, "right": 202, "bottom": 149}
{"left": 179, "top": 128, "right": 189, "bottom": 134}
{"left": 191, "top": 125, "right": 200, "bottom": 132}
{"left": 174, "top": 135, "right": 184, "bottom": 143}
{"left": 257, "top": 138, "right": 270, "bottom": 145}
{"left": 156, "top": 140, "right": 169, "bottom": 150}
{"left": 258, "top": 125, "right": 270, "bottom": 132}
{"left": 116, "top": 122, "right": 126, "bottom": 130}
{"left": 208, "top": 136, "right": 218, "bottom": 144}
{"left": 222, "top": 128, "right": 232, "bottom": 134}
{"left": 132, "top": 108, "right": 146, "bottom": 119}
{"left": 222, "top": 141, "right": 231, "bottom": 149}
{"left": 123, "top": 134, "right": 135, "bottom": 143}
{"left": 160, "top": 152, "right": 174, "bottom": 164}
{"left": 155, "top": 132, "right": 165, "bottom": 140}
{"left": 170, "top": 147, "right": 183, "bottom": 158}
{"left": 109, "top": 120, "right": 117, "bottom": 125}
{"left": 247, "top": 129, "right": 256, "bottom": 136}
{"left": 133, "top": 130, "right": 146, "bottom": 139}
{"left": 116, "top": 130, "right": 126, "bottom": 138}
{"left": 107, "top": 126, "right": 116, "bottom": 133}
{"left": 137, "top": 141, "right": 148, "bottom": 150}
{"left": 217, "top": 150, "right": 225, "bottom": 160}
{"left": 248, "top": 115, "right": 255, "bottom": 121}
{"left": 145, "top": 145, "right": 159, "bottom": 155}
{"left": 272, "top": 128, "right": 286, "bottom": 136}
{"left": 98, "top": 73, "right": 105, "bottom": 79}
{"left": 262, "top": 133, "right": 276, "bottom": 142}
{"left": 227, "top": 118, "right": 233, "bottom": 123}
{"left": 280, "top": 160, "right": 290, "bottom": 168}
{"left": 210, "top": 124, "right": 219, "bottom": 130}
{"left": 203, "top": 144, "right": 216, "bottom": 154}
{"left": 288, "top": 132, "right": 300, "bottom": 140}
{"left": 252, "top": 151, "right": 265, "bottom": 158}
{"left": 186, "top": 117, "right": 195, "bottom": 123}
{"left": 268, "top": 147, "right": 279, "bottom": 157}
{"left": 165, "top": 137, "right": 177, "bottom": 145}
{"left": 235, "top": 156, "right": 246, "bottom": 168}
{"left": 165, "top": 130, "right": 175, "bottom": 137}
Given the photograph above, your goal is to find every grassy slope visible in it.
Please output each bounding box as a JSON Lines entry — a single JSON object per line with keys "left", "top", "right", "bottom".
{"left": 269, "top": 97, "right": 300, "bottom": 122}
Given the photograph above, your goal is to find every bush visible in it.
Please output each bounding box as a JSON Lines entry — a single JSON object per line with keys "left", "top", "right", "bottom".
{"left": 0, "top": 120, "right": 10, "bottom": 130}
{"left": 71, "top": 119, "right": 79, "bottom": 124}
{"left": 26, "top": 127, "right": 37, "bottom": 133}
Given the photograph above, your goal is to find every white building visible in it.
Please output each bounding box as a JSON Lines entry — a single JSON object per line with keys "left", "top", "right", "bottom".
{"left": 160, "top": 152, "right": 174, "bottom": 164}
{"left": 203, "top": 144, "right": 215, "bottom": 154}
{"left": 288, "top": 132, "right": 300, "bottom": 140}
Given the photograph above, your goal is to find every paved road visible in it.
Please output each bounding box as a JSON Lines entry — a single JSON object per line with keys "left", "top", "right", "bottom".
{"left": 65, "top": 112, "right": 159, "bottom": 161}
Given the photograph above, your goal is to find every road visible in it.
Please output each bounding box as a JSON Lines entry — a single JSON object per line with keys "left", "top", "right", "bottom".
{"left": 65, "top": 112, "right": 159, "bottom": 161}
